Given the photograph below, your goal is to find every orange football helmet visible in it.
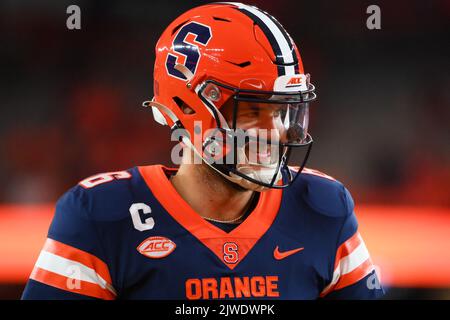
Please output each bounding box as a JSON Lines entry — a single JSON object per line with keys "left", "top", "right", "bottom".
{"left": 144, "top": 2, "right": 316, "bottom": 191}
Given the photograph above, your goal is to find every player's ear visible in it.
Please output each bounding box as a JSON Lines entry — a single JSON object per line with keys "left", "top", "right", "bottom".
{"left": 172, "top": 96, "right": 195, "bottom": 115}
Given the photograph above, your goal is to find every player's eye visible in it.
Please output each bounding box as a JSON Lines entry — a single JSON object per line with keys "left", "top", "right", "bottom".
{"left": 240, "top": 106, "right": 259, "bottom": 117}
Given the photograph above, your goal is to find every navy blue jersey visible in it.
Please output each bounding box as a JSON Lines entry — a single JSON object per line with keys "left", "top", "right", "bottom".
{"left": 22, "top": 165, "right": 384, "bottom": 300}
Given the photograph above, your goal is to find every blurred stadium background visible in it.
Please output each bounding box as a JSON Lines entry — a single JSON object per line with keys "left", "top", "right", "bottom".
{"left": 0, "top": 0, "right": 449, "bottom": 299}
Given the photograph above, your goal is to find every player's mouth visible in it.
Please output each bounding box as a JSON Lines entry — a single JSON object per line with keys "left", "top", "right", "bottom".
{"left": 255, "top": 149, "right": 272, "bottom": 164}
{"left": 244, "top": 143, "right": 278, "bottom": 165}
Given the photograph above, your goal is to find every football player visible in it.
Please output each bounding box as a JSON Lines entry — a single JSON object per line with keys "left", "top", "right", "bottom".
{"left": 22, "top": 3, "right": 384, "bottom": 300}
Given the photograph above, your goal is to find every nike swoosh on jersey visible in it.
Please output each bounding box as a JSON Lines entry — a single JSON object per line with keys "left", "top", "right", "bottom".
{"left": 273, "top": 246, "right": 304, "bottom": 260}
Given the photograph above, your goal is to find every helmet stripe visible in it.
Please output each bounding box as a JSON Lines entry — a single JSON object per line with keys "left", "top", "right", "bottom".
{"left": 263, "top": 11, "right": 298, "bottom": 65}
{"left": 225, "top": 2, "right": 297, "bottom": 76}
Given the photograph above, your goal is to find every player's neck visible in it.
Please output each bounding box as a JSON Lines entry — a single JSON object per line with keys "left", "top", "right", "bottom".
{"left": 170, "top": 152, "right": 255, "bottom": 223}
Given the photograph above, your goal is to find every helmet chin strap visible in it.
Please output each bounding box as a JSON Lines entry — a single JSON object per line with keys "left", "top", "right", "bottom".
{"left": 227, "top": 147, "right": 283, "bottom": 191}
{"left": 228, "top": 167, "right": 280, "bottom": 191}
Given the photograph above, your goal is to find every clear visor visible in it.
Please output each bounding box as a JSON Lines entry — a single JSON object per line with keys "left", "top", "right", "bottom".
{"left": 231, "top": 97, "right": 310, "bottom": 145}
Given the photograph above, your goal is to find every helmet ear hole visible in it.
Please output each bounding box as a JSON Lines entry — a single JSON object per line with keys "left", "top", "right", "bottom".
{"left": 182, "top": 106, "right": 195, "bottom": 115}
{"left": 173, "top": 96, "right": 196, "bottom": 115}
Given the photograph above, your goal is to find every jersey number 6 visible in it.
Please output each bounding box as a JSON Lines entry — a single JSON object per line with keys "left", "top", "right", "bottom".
{"left": 79, "top": 171, "right": 132, "bottom": 189}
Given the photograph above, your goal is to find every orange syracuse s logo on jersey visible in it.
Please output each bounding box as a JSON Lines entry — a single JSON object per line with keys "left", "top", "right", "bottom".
{"left": 137, "top": 236, "right": 176, "bottom": 259}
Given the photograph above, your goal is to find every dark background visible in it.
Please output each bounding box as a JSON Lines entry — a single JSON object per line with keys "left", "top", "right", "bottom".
{"left": 0, "top": 0, "right": 449, "bottom": 299}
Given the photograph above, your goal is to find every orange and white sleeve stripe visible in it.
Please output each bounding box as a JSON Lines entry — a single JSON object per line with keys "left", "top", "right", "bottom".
{"left": 29, "top": 238, "right": 117, "bottom": 300}
{"left": 320, "top": 231, "right": 375, "bottom": 297}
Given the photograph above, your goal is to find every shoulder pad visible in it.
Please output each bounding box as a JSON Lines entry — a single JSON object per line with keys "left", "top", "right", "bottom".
{"left": 297, "top": 168, "right": 354, "bottom": 218}
{"left": 74, "top": 168, "right": 137, "bottom": 221}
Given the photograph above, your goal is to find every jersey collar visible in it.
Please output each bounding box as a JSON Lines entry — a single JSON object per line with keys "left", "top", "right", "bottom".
{"left": 138, "top": 165, "right": 282, "bottom": 269}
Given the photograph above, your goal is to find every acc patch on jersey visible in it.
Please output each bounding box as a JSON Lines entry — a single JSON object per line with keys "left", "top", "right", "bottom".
{"left": 137, "top": 236, "right": 177, "bottom": 259}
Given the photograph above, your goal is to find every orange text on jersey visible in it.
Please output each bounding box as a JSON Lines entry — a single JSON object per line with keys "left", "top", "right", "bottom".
{"left": 185, "top": 276, "right": 279, "bottom": 299}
